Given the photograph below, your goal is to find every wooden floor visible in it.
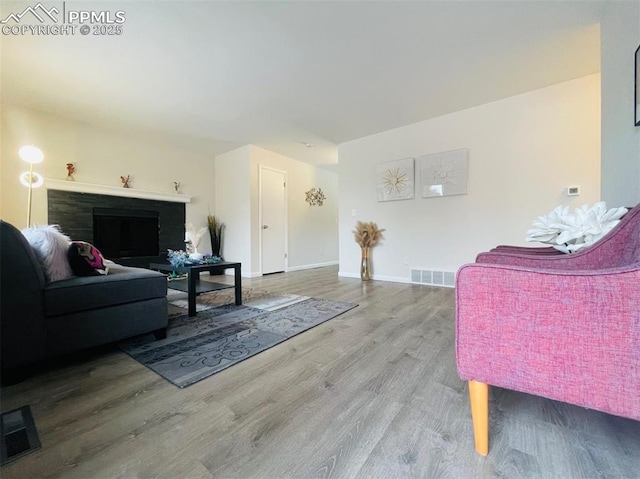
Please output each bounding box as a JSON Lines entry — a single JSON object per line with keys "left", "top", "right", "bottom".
{"left": 2, "top": 266, "right": 639, "bottom": 478}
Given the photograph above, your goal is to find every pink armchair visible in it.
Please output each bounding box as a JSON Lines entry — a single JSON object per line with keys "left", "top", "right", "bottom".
{"left": 488, "top": 244, "right": 562, "bottom": 255}
{"left": 455, "top": 204, "right": 640, "bottom": 455}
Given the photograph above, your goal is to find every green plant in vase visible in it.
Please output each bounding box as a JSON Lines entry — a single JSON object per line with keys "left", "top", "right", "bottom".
{"left": 207, "top": 214, "right": 225, "bottom": 260}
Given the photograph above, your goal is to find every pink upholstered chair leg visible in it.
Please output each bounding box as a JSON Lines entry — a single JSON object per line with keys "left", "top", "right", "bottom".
{"left": 469, "top": 380, "right": 489, "bottom": 456}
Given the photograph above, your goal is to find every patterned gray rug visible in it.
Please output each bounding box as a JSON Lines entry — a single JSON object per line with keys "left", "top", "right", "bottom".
{"left": 166, "top": 287, "right": 309, "bottom": 315}
{"left": 121, "top": 296, "right": 357, "bottom": 388}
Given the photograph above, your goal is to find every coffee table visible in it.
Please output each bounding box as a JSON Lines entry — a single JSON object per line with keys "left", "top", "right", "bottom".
{"left": 150, "top": 261, "right": 241, "bottom": 317}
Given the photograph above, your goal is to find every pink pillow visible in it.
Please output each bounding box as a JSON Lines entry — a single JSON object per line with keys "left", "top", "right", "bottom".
{"left": 68, "top": 241, "right": 109, "bottom": 276}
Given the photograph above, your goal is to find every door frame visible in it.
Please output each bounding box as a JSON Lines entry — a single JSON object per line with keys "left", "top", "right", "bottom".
{"left": 258, "top": 164, "right": 288, "bottom": 275}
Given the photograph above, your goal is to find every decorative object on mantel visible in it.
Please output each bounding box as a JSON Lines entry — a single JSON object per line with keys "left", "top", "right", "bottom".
{"left": 185, "top": 223, "right": 208, "bottom": 261}
{"left": 376, "top": 158, "right": 414, "bottom": 202}
{"left": 419, "top": 148, "right": 469, "bottom": 198}
{"left": 120, "top": 175, "right": 131, "bottom": 188}
{"left": 305, "top": 187, "right": 326, "bottom": 206}
{"left": 207, "top": 214, "right": 225, "bottom": 259}
{"left": 18, "top": 145, "right": 45, "bottom": 227}
{"left": 526, "top": 202, "right": 628, "bottom": 253}
{"left": 166, "top": 249, "right": 222, "bottom": 268}
{"left": 353, "top": 221, "right": 385, "bottom": 281}
{"left": 173, "top": 181, "right": 181, "bottom": 193}
{"left": 65, "top": 163, "right": 76, "bottom": 181}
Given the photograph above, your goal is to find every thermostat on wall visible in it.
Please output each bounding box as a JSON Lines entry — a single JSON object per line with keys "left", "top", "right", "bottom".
{"left": 566, "top": 185, "right": 581, "bottom": 196}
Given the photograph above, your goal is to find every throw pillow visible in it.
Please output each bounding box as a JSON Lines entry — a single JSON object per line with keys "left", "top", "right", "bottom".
{"left": 68, "top": 241, "right": 109, "bottom": 276}
{"left": 21, "top": 225, "right": 74, "bottom": 282}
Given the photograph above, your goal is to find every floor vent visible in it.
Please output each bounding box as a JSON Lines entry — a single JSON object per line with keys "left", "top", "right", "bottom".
{"left": 1, "top": 405, "right": 41, "bottom": 465}
{"left": 411, "top": 269, "right": 456, "bottom": 288}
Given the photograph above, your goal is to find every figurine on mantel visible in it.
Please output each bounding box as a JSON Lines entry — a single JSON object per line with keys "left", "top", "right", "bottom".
{"left": 120, "top": 175, "right": 131, "bottom": 188}
{"left": 66, "top": 163, "right": 76, "bottom": 181}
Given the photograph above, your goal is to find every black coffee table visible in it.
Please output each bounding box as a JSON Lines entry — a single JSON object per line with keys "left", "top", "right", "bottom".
{"left": 150, "top": 261, "right": 242, "bottom": 317}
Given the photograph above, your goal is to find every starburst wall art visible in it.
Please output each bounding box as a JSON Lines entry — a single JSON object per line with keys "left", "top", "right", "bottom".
{"left": 375, "top": 158, "right": 415, "bottom": 202}
{"left": 419, "top": 148, "right": 469, "bottom": 198}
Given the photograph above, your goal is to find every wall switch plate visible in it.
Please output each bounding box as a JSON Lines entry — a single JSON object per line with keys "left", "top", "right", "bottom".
{"left": 567, "top": 185, "right": 581, "bottom": 196}
{"left": 351, "top": 209, "right": 357, "bottom": 216}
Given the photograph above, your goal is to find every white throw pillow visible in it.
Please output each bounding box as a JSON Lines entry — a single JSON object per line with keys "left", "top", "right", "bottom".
{"left": 22, "top": 224, "right": 74, "bottom": 282}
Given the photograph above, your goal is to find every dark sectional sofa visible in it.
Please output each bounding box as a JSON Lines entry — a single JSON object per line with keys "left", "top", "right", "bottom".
{"left": 0, "top": 220, "right": 168, "bottom": 377}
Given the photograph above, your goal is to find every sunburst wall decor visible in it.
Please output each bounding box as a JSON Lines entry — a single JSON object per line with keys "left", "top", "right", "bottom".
{"left": 419, "top": 148, "right": 469, "bottom": 198}
{"left": 375, "top": 158, "right": 415, "bottom": 202}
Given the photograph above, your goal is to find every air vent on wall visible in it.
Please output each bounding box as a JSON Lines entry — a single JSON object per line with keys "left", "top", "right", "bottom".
{"left": 410, "top": 269, "right": 456, "bottom": 288}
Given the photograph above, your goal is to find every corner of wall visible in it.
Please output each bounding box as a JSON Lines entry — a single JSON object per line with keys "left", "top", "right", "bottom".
{"left": 600, "top": 1, "right": 640, "bottom": 206}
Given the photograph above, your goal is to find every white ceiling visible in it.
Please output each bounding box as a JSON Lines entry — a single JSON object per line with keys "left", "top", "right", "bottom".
{"left": 1, "top": 1, "right": 604, "bottom": 166}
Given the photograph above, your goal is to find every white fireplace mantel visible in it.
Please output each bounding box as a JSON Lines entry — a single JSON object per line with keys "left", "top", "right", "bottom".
{"left": 45, "top": 179, "right": 192, "bottom": 203}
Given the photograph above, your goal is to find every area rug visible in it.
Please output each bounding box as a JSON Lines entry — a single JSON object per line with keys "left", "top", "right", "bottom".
{"left": 167, "top": 287, "right": 309, "bottom": 314}
{"left": 121, "top": 297, "right": 357, "bottom": 388}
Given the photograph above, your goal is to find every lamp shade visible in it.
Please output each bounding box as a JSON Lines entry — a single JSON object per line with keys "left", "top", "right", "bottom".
{"left": 19, "top": 145, "right": 44, "bottom": 164}
{"left": 19, "top": 171, "right": 44, "bottom": 188}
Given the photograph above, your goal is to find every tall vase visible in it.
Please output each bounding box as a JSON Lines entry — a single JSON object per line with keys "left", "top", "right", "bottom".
{"left": 360, "top": 246, "right": 372, "bottom": 281}
{"left": 208, "top": 224, "right": 224, "bottom": 259}
{"left": 209, "top": 231, "right": 219, "bottom": 256}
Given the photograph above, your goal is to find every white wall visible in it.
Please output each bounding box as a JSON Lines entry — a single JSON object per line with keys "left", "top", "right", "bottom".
{"left": 214, "top": 145, "right": 339, "bottom": 277}
{"left": 1, "top": 105, "right": 216, "bottom": 250}
{"left": 248, "top": 146, "right": 339, "bottom": 273}
{"left": 338, "top": 74, "right": 601, "bottom": 282}
{"left": 214, "top": 145, "right": 253, "bottom": 272}
{"left": 601, "top": 1, "right": 640, "bottom": 206}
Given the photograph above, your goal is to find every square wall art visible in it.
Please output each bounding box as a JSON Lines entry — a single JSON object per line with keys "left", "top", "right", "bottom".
{"left": 375, "top": 158, "right": 415, "bottom": 202}
{"left": 419, "top": 148, "right": 469, "bottom": 198}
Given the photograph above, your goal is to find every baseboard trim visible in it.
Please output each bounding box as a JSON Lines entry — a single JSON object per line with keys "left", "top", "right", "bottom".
{"left": 338, "top": 271, "right": 451, "bottom": 286}
{"left": 338, "top": 271, "right": 411, "bottom": 283}
{"left": 224, "top": 262, "right": 339, "bottom": 278}
{"left": 338, "top": 272, "right": 361, "bottom": 279}
{"left": 287, "top": 261, "right": 338, "bottom": 272}
{"left": 370, "top": 274, "right": 413, "bottom": 284}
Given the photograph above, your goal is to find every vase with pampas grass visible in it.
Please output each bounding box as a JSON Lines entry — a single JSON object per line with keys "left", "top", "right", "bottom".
{"left": 353, "top": 221, "right": 385, "bottom": 280}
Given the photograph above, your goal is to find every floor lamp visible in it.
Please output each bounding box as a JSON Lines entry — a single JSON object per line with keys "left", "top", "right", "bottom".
{"left": 18, "top": 145, "right": 44, "bottom": 227}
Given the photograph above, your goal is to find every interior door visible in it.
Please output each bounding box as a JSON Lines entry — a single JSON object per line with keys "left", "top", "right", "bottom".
{"left": 260, "top": 167, "right": 286, "bottom": 274}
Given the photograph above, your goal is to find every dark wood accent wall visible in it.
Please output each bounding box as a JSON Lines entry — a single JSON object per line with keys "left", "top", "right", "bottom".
{"left": 47, "top": 190, "right": 185, "bottom": 267}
